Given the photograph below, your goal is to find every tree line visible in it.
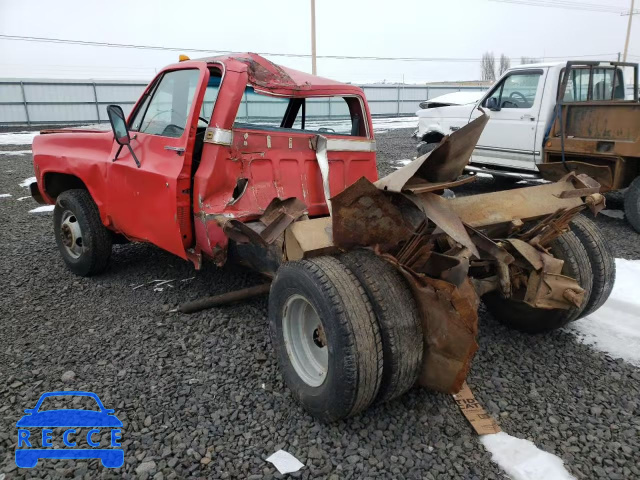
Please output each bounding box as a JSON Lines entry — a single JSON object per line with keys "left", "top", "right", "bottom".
{"left": 480, "top": 53, "right": 541, "bottom": 81}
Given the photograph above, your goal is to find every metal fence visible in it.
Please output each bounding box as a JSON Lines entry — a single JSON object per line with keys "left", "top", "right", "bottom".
{"left": 0, "top": 78, "right": 488, "bottom": 126}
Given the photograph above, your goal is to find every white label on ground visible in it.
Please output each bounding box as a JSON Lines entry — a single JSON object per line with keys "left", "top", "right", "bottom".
{"left": 29, "top": 205, "right": 54, "bottom": 213}
{"left": 568, "top": 258, "right": 640, "bottom": 367}
{"left": 481, "top": 432, "right": 575, "bottom": 480}
{"left": 266, "top": 450, "right": 304, "bottom": 474}
{"left": 19, "top": 176, "right": 36, "bottom": 188}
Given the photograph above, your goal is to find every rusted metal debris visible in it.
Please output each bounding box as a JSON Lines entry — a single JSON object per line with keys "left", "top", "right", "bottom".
{"left": 330, "top": 116, "right": 603, "bottom": 394}
{"left": 277, "top": 115, "right": 606, "bottom": 394}
{"left": 178, "top": 283, "right": 272, "bottom": 314}
{"left": 222, "top": 197, "right": 308, "bottom": 247}
{"left": 374, "top": 112, "right": 488, "bottom": 192}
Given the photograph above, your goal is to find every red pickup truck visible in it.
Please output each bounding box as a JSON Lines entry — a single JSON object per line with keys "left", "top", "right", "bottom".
{"left": 31, "top": 53, "right": 613, "bottom": 422}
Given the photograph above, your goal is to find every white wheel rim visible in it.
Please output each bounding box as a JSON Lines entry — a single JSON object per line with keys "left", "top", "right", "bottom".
{"left": 282, "top": 295, "right": 328, "bottom": 387}
{"left": 60, "top": 210, "right": 84, "bottom": 259}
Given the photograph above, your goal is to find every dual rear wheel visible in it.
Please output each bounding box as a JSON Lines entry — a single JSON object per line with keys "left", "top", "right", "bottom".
{"left": 269, "top": 252, "right": 423, "bottom": 422}
{"left": 483, "top": 214, "right": 615, "bottom": 333}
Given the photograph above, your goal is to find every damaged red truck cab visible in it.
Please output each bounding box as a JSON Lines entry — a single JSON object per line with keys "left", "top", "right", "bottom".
{"left": 32, "top": 53, "right": 377, "bottom": 268}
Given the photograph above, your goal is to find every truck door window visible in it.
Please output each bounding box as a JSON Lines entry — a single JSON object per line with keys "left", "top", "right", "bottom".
{"left": 131, "top": 69, "right": 200, "bottom": 138}
{"left": 484, "top": 72, "right": 541, "bottom": 109}
{"left": 233, "top": 87, "right": 367, "bottom": 137}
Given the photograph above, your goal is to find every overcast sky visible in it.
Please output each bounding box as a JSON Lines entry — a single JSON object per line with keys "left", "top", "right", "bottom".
{"left": 0, "top": 0, "right": 637, "bottom": 84}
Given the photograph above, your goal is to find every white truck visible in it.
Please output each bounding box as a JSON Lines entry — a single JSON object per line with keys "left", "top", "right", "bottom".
{"left": 414, "top": 61, "right": 640, "bottom": 231}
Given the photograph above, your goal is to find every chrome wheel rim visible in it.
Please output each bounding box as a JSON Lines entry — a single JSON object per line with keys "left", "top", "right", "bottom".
{"left": 282, "top": 295, "right": 328, "bottom": 387}
{"left": 60, "top": 210, "right": 84, "bottom": 259}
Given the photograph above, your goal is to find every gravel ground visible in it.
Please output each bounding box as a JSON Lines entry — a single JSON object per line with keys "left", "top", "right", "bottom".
{"left": 1, "top": 128, "right": 639, "bottom": 479}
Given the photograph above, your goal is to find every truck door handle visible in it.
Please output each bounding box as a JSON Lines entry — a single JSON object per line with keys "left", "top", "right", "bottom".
{"left": 164, "top": 146, "right": 185, "bottom": 155}
{"left": 521, "top": 114, "right": 536, "bottom": 121}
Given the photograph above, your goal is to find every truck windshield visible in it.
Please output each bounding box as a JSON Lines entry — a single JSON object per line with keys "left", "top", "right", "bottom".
{"left": 233, "top": 87, "right": 367, "bottom": 137}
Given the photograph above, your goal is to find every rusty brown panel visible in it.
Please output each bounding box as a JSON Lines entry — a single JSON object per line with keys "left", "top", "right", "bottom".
{"left": 395, "top": 266, "right": 479, "bottom": 394}
{"left": 564, "top": 103, "right": 640, "bottom": 141}
{"left": 403, "top": 175, "right": 477, "bottom": 194}
{"left": 446, "top": 178, "right": 584, "bottom": 228}
{"left": 505, "top": 239, "right": 564, "bottom": 274}
{"left": 259, "top": 197, "right": 308, "bottom": 244}
{"left": 223, "top": 219, "right": 268, "bottom": 246}
{"left": 538, "top": 162, "right": 613, "bottom": 190}
{"left": 408, "top": 193, "right": 480, "bottom": 259}
{"left": 420, "top": 113, "right": 489, "bottom": 183}
{"left": 465, "top": 225, "right": 514, "bottom": 264}
{"left": 375, "top": 113, "right": 488, "bottom": 192}
{"left": 261, "top": 197, "right": 308, "bottom": 226}
{"left": 331, "top": 177, "right": 413, "bottom": 250}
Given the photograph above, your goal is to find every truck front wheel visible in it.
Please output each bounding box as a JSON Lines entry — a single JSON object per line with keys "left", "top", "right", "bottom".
{"left": 483, "top": 231, "right": 593, "bottom": 333}
{"left": 624, "top": 176, "right": 640, "bottom": 233}
{"left": 269, "top": 256, "right": 383, "bottom": 422}
{"left": 53, "top": 189, "right": 112, "bottom": 276}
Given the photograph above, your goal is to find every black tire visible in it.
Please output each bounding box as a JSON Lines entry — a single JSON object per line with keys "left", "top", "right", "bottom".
{"left": 493, "top": 175, "right": 520, "bottom": 188}
{"left": 624, "top": 176, "right": 640, "bottom": 233}
{"left": 340, "top": 249, "right": 423, "bottom": 403}
{"left": 269, "top": 256, "right": 383, "bottom": 422}
{"left": 483, "top": 231, "right": 593, "bottom": 333}
{"left": 569, "top": 214, "right": 616, "bottom": 317}
{"left": 53, "top": 189, "right": 112, "bottom": 276}
{"left": 417, "top": 142, "right": 438, "bottom": 156}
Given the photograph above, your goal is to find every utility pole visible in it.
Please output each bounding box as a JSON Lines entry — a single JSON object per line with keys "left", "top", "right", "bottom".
{"left": 623, "top": 0, "right": 635, "bottom": 62}
{"left": 311, "top": 0, "right": 317, "bottom": 75}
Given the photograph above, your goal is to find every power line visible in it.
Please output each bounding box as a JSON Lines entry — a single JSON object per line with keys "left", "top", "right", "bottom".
{"left": 0, "top": 34, "right": 623, "bottom": 64}
{"left": 489, "top": 0, "right": 637, "bottom": 13}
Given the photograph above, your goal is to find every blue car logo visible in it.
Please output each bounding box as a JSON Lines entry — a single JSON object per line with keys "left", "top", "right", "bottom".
{"left": 15, "top": 391, "right": 124, "bottom": 468}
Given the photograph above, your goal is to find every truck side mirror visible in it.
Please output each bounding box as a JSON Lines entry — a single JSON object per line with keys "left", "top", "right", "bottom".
{"left": 485, "top": 97, "right": 500, "bottom": 111}
{"left": 107, "top": 105, "right": 141, "bottom": 167}
{"left": 107, "top": 105, "right": 131, "bottom": 146}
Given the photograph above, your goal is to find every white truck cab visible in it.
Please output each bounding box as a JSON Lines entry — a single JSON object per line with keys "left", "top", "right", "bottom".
{"left": 415, "top": 62, "right": 630, "bottom": 178}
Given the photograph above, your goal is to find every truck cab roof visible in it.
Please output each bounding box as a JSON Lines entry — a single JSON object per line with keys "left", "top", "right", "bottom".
{"left": 165, "top": 52, "right": 364, "bottom": 97}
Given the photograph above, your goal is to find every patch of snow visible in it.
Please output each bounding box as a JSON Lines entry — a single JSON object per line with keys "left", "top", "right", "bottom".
{"left": 266, "top": 450, "right": 304, "bottom": 475}
{"left": 481, "top": 432, "right": 575, "bottom": 480}
{"left": 19, "top": 176, "right": 36, "bottom": 188}
{"left": 568, "top": 258, "right": 640, "bottom": 366}
{"left": 600, "top": 209, "right": 625, "bottom": 220}
{"left": 0, "top": 194, "right": 11, "bottom": 198}
{"left": 29, "top": 205, "right": 54, "bottom": 213}
{"left": 17, "top": 196, "right": 31, "bottom": 201}
{"left": 372, "top": 116, "right": 418, "bottom": 133}
{"left": 74, "top": 123, "right": 111, "bottom": 131}
{"left": 393, "top": 159, "right": 413, "bottom": 168}
{"left": 0, "top": 149, "right": 32, "bottom": 155}
{"left": 0, "top": 131, "right": 39, "bottom": 146}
